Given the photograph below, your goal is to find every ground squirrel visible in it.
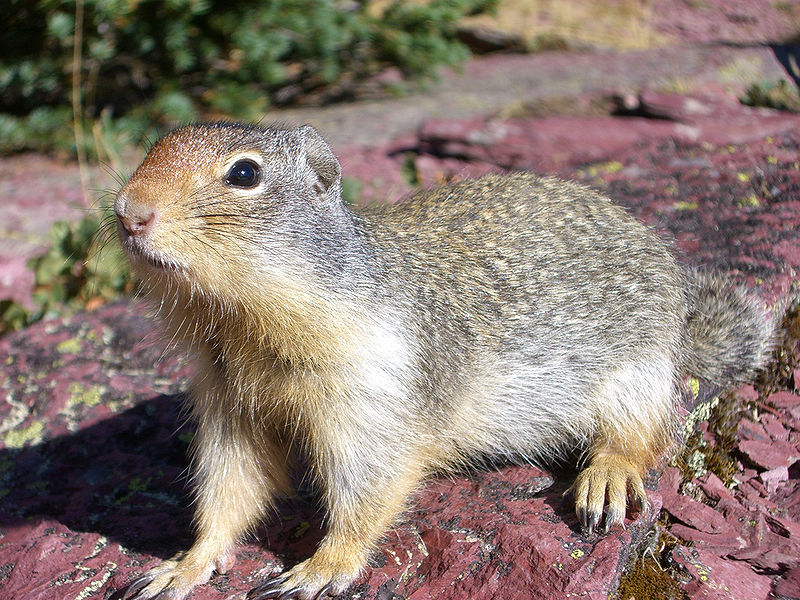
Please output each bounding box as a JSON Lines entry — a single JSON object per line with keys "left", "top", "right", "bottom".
{"left": 111, "top": 122, "right": 775, "bottom": 600}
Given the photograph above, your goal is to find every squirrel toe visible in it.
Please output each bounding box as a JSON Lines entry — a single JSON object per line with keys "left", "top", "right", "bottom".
{"left": 571, "top": 455, "right": 648, "bottom": 534}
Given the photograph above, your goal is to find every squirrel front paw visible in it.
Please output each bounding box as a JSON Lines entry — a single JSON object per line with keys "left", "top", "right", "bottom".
{"left": 247, "top": 552, "right": 362, "bottom": 600}
{"left": 110, "top": 552, "right": 234, "bottom": 600}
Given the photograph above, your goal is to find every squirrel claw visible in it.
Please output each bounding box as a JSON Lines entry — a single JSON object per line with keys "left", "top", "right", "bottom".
{"left": 586, "top": 510, "right": 600, "bottom": 535}
{"left": 110, "top": 575, "right": 155, "bottom": 600}
{"left": 246, "top": 574, "right": 290, "bottom": 599}
{"left": 247, "top": 575, "right": 334, "bottom": 600}
{"left": 247, "top": 585, "right": 300, "bottom": 600}
{"left": 575, "top": 505, "right": 587, "bottom": 529}
{"left": 312, "top": 583, "right": 334, "bottom": 599}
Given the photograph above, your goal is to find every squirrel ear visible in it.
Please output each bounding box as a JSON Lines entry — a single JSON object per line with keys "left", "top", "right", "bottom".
{"left": 296, "top": 125, "right": 341, "bottom": 200}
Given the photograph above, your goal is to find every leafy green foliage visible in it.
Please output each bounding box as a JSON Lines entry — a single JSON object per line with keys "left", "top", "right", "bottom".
{"left": 340, "top": 176, "right": 363, "bottom": 205}
{"left": 2, "top": 0, "right": 496, "bottom": 156}
{"left": 0, "top": 210, "right": 132, "bottom": 336}
{"left": 741, "top": 79, "right": 800, "bottom": 113}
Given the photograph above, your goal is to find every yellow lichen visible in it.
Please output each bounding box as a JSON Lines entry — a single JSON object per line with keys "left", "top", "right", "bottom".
{"left": 688, "top": 377, "right": 700, "bottom": 401}
{"left": 4, "top": 420, "right": 44, "bottom": 448}
{"left": 67, "top": 383, "right": 105, "bottom": 408}
{"left": 56, "top": 337, "right": 82, "bottom": 354}
{"left": 737, "top": 194, "right": 760, "bottom": 208}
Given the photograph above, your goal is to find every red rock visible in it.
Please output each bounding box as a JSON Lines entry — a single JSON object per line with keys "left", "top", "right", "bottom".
{"left": 659, "top": 467, "right": 683, "bottom": 495}
{"left": 762, "top": 413, "right": 791, "bottom": 442}
{"left": 697, "top": 472, "right": 737, "bottom": 503}
{"left": 669, "top": 523, "right": 746, "bottom": 553}
{"left": 737, "top": 481, "right": 782, "bottom": 511}
{"left": 772, "top": 479, "right": 800, "bottom": 523}
{"left": 4, "top": 89, "right": 800, "bottom": 600}
{"left": 0, "top": 256, "right": 37, "bottom": 311}
{"left": 740, "top": 477, "right": 770, "bottom": 499}
{"left": 0, "top": 519, "right": 128, "bottom": 600}
{"left": 662, "top": 492, "right": 735, "bottom": 535}
{"left": 760, "top": 466, "right": 790, "bottom": 493}
{"left": 726, "top": 510, "right": 800, "bottom": 571}
{"left": 633, "top": 90, "right": 715, "bottom": 122}
{"left": 737, "top": 468, "right": 759, "bottom": 485}
{"left": 732, "top": 384, "right": 759, "bottom": 402}
{"left": 419, "top": 115, "right": 681, "bottom": 174}
{"left": 763, "top": 513, "right": 800, "bottom": 542}
{"left": 413, "top": 154, "right": 502, "bottom": 190}
{"left": 338, "top": 143, "right": 411, "bottom": 204}
{"left": 738, "top": 418, "right": 769, "bottom": 442}
{"left": 775, "top": 566, "right": 800, "bottom": 600}
{"left": 418, "top": 92, "right": 800, "bottom": 179}
{"left": 632, "top": 91, "right": 800, "bottom": 145}
{"left": 670, "top": 545, "right": 772, "bottom": 600}
{"left": 732, "top": 547, "right": 800, "bottom": 572}
{"left": 738, "top": 439, "right": 799, "bottom": 470}
{"left": 0, "top": 303, "right": 667, "bottom": 600}
{"left": 731, "top": 533, "right": 800, "bottom": 571}
{"left": 769, "top": 391, "right": 800, "bottom": 409}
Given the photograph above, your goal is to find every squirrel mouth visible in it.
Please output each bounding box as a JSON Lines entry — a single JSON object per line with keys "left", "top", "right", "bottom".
{"left": 121, "top": 238, "right": 181, "bottom": 272}
{"left": 138, "top": 251, "right": 180, "bottom": 271}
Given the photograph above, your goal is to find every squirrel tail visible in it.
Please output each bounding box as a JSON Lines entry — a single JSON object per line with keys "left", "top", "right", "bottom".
{"left": 682, "top": 270, "right": 778, "bottom": 386}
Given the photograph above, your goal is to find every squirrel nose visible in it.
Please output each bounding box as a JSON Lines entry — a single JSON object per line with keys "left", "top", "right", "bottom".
{"left": 117, "top": 211, "right": 155, "bottom": 238}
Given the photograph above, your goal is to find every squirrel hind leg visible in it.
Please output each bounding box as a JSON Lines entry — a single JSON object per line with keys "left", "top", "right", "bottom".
{"left": 570, "top": 449, "right": 649, "bottom": 533}
{"left": 570, "top": 357, "right": 677, "bottom": 533}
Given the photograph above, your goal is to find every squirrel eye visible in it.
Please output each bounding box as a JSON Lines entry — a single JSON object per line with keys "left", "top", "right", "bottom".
{"left": 225, "top": 160, "right": 260, "bottom": 188}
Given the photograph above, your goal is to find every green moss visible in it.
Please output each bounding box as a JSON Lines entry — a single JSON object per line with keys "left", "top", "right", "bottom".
{"left": 341, "top": 176, "right": 363, "bottom": 206}
{"left": 615, "top": 527, "right": 688, "bottom": 600}
{"left": 292, "top": 521, "right": 311, "bottom": 539}
{"left": 401, "top": 151, "right": 420, "bottom": 186}
{"left": 675, "top": 391, "right": 745, "bottom": 488}
{"left": 583, "top": 161, "right": 624, "bottom": 177}
{"left": 737, "top": 194, "right": 760, "bottom": 208}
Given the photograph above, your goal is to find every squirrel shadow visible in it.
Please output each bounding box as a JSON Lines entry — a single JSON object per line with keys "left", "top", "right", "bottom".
{"left": 0, "top": 391, "right": 606, "bottom": 570}
{"left": 0, "top": 394, "right": 196, "bottom": 556}
{"left": 0, "top": 393, "right": 336, "bottom": 564}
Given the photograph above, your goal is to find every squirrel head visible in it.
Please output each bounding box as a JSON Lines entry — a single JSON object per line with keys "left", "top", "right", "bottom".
{"left": 115, "top": 122, "right": 346, "bottom": 299}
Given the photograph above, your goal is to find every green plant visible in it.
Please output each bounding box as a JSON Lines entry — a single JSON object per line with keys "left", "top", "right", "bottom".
{"left": 2, "top": 0, "right": 496, "bottom": 158}
{"left": 740, "top": 79, "right": 800, "bottom": 113}
{"left": 0, "top": 208, "right": 132, "bottom": 336}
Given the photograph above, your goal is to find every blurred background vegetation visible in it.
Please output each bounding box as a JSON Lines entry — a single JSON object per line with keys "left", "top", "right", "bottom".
{"left": 1, "top": 0, "right": 497, "bottom": 159}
